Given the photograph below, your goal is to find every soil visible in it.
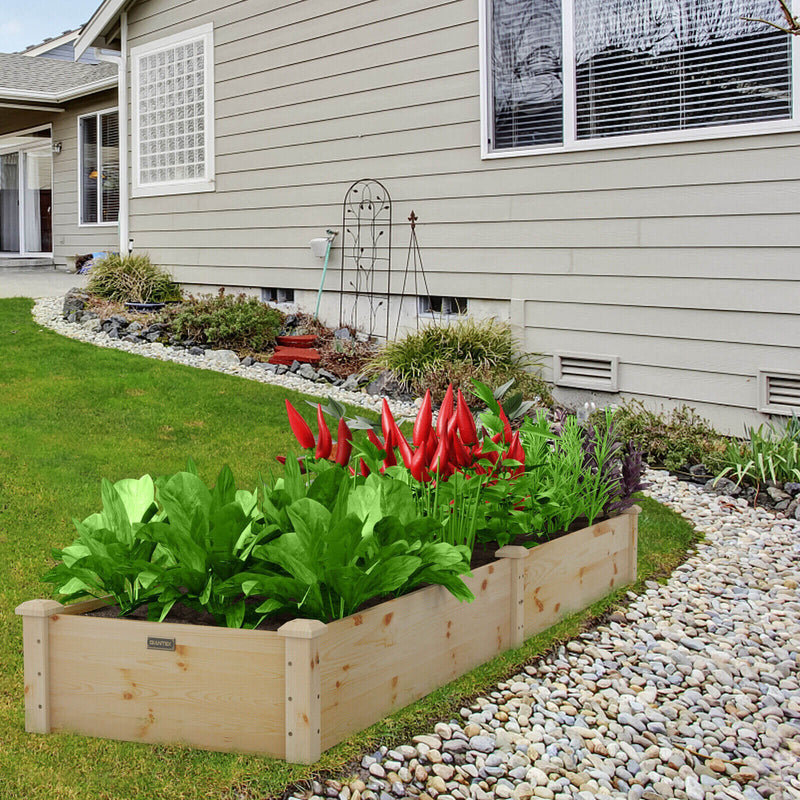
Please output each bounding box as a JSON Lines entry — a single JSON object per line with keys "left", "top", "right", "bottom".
{"left": 83, "top": 514, "right": 608, "bottom": 630}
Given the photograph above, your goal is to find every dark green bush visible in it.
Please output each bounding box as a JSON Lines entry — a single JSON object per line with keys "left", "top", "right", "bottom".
{"left": 171, "top": 292, "right": 284, "bottom": 352}
{"left": 87, "top": 253, "right": 182, "bottom": 303}
{"left": 595, "top": 399, "right": 727, "bottom": 472}
{"left": 369, "top": 318, "right": 552, "bottom": 406}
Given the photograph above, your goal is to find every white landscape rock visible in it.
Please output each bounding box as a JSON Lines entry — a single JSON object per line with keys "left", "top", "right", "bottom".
{"left": 294, "top": 470, "right": 800, "bottom": 800}
{"left": 31, "top": 296, "right": 419, "bottom": 421}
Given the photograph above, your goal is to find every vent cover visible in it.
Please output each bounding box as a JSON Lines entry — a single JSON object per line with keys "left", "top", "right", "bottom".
{"left": 554, "top": 352, "right": 619, "bottom": 392}
{"left": 758, "top": 370, "right": 800, "bottom": 415}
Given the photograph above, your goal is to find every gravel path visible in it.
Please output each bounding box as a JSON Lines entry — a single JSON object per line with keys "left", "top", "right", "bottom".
{"left": 298, "top": 470, "right": 800, "bottom": 800}
{"left": 31, "top": 296, "right": 419, "bottom": 420}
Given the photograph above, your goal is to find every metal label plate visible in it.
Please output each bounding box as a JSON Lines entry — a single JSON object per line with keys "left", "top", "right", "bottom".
{"left": 147, "top": 636, "right": 176, "bottom": 651}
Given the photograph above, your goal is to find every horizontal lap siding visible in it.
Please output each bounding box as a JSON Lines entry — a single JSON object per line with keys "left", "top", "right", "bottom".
{"left": 51, "top": 91, "right": 119, "bottom": 265}
{"left": 125, "top": 0, "right": 800, "bottom": 429}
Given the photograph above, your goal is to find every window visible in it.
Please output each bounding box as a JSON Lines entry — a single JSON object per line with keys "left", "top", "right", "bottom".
{"left": 484, "top": 0, "right": 794, "bottom": 154}
{"left": 131, "top": 24, "right": 215, "bottom": 196}
{"left": 418, "top": 295, "right": 468, "bottom": 316}
{"left": 79, "top": 110, "right": 119, "bottom": 225}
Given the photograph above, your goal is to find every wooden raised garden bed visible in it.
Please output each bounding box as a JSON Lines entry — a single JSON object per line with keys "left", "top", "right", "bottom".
{"left": 16, "top": 507, "right": 639, "bottom": 764}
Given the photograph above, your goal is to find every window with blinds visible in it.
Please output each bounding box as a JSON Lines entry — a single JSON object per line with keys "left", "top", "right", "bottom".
{"left": 131, "top": 24, "right": 215, "bottom": 196}
{"left": 79, "top": 109, "right": 119, "bottom": 225}
{"left": 488, "top": 0, "right": 793, "bottom": 152}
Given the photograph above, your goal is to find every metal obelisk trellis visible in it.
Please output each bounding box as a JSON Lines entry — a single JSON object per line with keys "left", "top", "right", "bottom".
{"left": 394, "top": 210, "right": 435, "bottom": 338}
{"left": 339, "top": 179, "right": 392, "bottom": 339}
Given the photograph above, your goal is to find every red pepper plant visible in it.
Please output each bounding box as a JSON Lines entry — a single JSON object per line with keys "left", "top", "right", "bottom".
{"left": 282, "top": 380, "right": 645, "bottom": 552}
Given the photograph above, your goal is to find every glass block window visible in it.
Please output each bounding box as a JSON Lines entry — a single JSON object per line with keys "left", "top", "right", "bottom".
{"left": 486, "top": 0, "right": 794, "bottom": 154}
{"left": 131, "top": 24, "right": 214, "bottom": 195}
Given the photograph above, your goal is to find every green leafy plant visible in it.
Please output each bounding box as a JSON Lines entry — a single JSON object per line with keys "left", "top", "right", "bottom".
{"left": 171, "top": 291, "right": 284, "bottom": 352}
{"left": 87, "top": 253, "right": 182, "bottom": 304}
{"left": 369, "top": 318, "right": 551, "bottom": 405}
{"left": 592, "top": 399, "right": 727, "bottom": 472}
{"left": 42, "top": 459, "right": 473, "bottom": 627}
{"left": 240, "top": 464, "right": 474, "bottom": 621}
{"left": 716, "top": 416, "right": 800, "bottom": 494}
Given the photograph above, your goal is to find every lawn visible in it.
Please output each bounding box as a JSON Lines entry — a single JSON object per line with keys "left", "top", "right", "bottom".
{"left": 0, "top": 298, "right": 697, "bottom": 800}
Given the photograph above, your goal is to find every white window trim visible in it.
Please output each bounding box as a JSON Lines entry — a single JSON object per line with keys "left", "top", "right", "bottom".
{"left": 77, "top": 107, "right": 120, "bottom": 228}
{"left": 130, "top": 22, "right": 215, "bottom": 198}
{"left": 478, "top": 0, "right": 800, "bottom": 159}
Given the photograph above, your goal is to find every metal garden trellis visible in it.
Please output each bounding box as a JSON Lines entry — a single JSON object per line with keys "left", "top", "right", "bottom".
{"left": 339, "top": 179, "right": 392, "bottom": 340}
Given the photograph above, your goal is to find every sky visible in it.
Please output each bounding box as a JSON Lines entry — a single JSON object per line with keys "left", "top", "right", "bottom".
{"left": 0, "top": 0, "right": 100, "bottom": 53}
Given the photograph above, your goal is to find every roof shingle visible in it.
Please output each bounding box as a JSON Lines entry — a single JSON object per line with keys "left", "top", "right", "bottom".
{"left": 0, "top": 52, "right": 116, "bottom": 101}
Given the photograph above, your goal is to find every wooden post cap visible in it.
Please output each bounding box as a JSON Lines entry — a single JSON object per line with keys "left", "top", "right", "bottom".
{"left": 622, "top": 504, "right": 642, "bottom": 516}
{"left": 494, "top": 545, "right": 529, "bottom": 560}
{"left": 15, "top": 599, "right": 63, "bottom": 618}
{"left": 277, "top": 619, "right": 328, "bottom": 639}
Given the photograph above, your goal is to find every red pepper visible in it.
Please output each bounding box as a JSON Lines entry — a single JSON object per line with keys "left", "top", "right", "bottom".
{"left": 285, "top": 400, "right": 315, "bottom": 450}
{"left": 436, "top": 384, "right": 455, "bottom": 437}
{"left": 451, "top": 433, "right": 471, "bottom": 468}
{"left": 430, "top": 435, "right": 450, "bottom": 475}
{"left": 498, "top": 404, "right": 513, "bottom": 444}
{"left": 381, "top": 398, "right": 403, "bottom": 445}
{"left": 395, "top": 431, "right": 414, "bottom": 469}
{"left": 315, "top": 405, "right": 333, "bottom": 460}
{"left": 456, "top": 389, "right": 478, "bottom": 446}
{"left": 425, "top": 429, "right": 439, "bottom": 465}
{"left": 367, "top": 429, "right": 384, "bottom": 450}
{"left": 410, "top": 443, "right": 431, "bottom": 483}
{"left": 334, "top": 418, "right": 353, "bottom": 466}
{"left": 506, "top": 431, "right": 525, "bottom": 477}
{"left": 359, "top": 458, "right": 370, "bottom": 477}
{"left": 383, "top": 442, "right": 397, "bottom": 468}
{"left": 413, "top": 390, "right": 432, "bottom": 446}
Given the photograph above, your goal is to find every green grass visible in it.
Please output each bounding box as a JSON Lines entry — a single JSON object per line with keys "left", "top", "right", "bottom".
{"left": 0, "top": 298, "right": 698, "bottom": 800}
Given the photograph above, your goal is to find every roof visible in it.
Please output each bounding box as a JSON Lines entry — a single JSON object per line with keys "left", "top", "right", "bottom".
{"left": 75, "top": 0, "right": 128, "bottom": 59}
{"left": 21, "top": 29, "right": 80, "bottom": 56}
{"left": 0, "top": 52, "right": 117, "bottom": 103}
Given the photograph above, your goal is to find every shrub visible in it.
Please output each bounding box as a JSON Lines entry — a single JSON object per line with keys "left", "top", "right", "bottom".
{"left": 369, "top": 318, "right": 551, "bottom": 405}
{"left": 87, "top": 253, "right": 182, "bottom": 303}
{"left": 171, "top": 292, "right": 284, "bottom": 352}
{"left": 594, "top": 399, "right": 727, "bottom": 472}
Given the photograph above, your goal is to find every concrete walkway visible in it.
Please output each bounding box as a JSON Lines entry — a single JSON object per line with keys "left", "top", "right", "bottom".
{"left": 0, "top": 269, "right": 86, "bottom": 299}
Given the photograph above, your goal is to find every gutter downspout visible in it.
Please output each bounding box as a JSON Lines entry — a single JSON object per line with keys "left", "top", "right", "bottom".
{"left": 96, "top": 10, "right": 128, "bottom": 255}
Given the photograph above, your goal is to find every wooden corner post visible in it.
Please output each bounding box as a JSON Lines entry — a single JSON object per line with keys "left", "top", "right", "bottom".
{"left": 278, "top": 618, "right": 327, "bottom": 764}
{"left": 495, "top": 546, "right": 529, "bottom": 647}
{"left": 623, "top": 504, "right": 642, "bottom": 583}
{"left": 14, "top": 599, "right": 63, "bottom": 733}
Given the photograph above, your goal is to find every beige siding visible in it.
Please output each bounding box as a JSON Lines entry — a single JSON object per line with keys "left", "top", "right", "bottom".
{"left": 0, "top": 94, "right": 119, "bottom": 265}
{"left": 51, "top": 91, "right": 119, "bottom": 267}
{"left": 124, "top": 0, "right": 800, "bottom": 431}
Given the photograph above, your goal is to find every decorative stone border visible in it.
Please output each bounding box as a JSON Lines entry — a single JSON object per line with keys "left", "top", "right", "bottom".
{"left": 32, "top": 296, "right": 419, "bottom": 420}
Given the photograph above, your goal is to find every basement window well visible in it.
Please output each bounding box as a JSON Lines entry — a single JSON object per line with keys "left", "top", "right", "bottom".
{"left": 418, "top": 295, "right": 468, "bottom": 316}
{"left": 262, "top": 288, "right": 295, "bottom": 303}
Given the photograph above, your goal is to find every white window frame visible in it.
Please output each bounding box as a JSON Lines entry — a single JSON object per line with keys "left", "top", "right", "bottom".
{"left": 479, "top": 0, "right": 800, "bottom": 159}
{"left": 131, "top": 23, "right": 215, "bottom": 197}
{"left": 77, "top": 107, "right": 120, "bottom": 227}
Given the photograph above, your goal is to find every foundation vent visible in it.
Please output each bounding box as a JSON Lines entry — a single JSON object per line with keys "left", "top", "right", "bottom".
{"left": 759, "top": 370, "right": 800, "bottom": 415}
{"left": 554, "top": 353, "right": 619, "bottom": 392}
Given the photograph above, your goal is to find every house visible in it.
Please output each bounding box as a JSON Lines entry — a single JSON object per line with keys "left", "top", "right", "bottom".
{"left": 0, "top": 30, "right": 120, "bottom": 267}
{"left": 4, "top": 0, "right": 800, "bottom": 432}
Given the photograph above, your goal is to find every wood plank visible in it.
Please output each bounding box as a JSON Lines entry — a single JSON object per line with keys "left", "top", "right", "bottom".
{"left": 523, "top": 516, "right": 632, "bottom": 638}
{"left": 47, "top": 614, "right": 286, "bottom": 756}
{"left": 319, "top": 560, "right": 512, "bottom": 750}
